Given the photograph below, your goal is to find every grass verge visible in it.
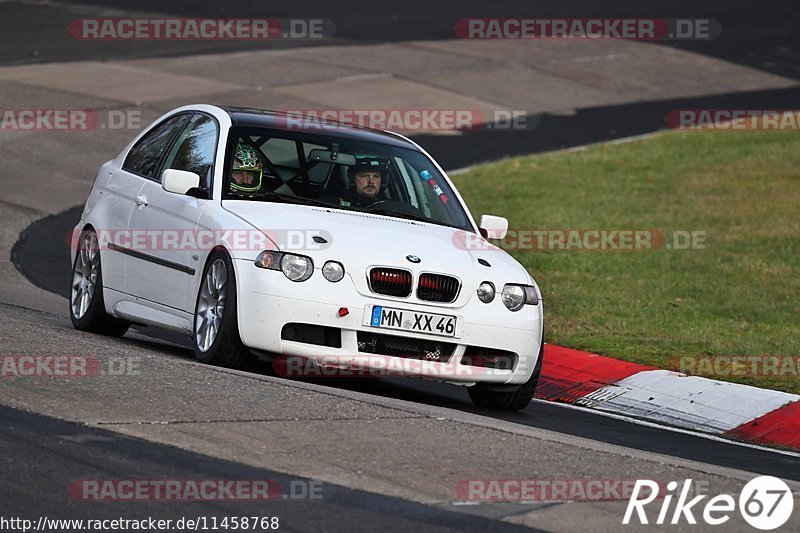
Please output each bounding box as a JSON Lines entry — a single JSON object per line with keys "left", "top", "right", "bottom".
{"left": 453, "top": 129, "right": 800, "bottom": 394}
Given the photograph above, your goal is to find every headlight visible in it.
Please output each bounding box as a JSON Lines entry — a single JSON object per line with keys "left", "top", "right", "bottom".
{"left": 254, "top": 251, "right": 314, "bottom": 282}
{"left": 322, "top": 261, "right": 345, "bottom": 282}
{"left": 501, "top": 285, "right": 525, "bottom": 311}
{"left": 281, "top": 254, "right": 314, "bottom": 282}
{"left": 477, "top": 281, "right": 495, "bottom": 303}
{"left": 501, "top": 284, "right": 539, "bottom": 311}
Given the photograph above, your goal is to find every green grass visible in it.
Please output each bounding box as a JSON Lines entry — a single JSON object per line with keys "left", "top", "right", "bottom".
{"left": 453, "top": 130, "right": 800, "bottom": 394}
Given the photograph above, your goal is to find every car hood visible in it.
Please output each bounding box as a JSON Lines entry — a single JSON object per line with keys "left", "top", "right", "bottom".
{"left": 223, "top": 201, "right": 531, "bottom": 305}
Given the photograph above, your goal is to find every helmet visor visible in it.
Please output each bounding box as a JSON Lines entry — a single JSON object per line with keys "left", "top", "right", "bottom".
{"left": 230, "top": 169, "right": 263, "bottom": 192}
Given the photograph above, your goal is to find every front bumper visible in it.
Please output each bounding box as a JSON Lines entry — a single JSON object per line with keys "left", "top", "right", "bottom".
{"left": 233, "top": 259, "right": 543, "bottom": 385}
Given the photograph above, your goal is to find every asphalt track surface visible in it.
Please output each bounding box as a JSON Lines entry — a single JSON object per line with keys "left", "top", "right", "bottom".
{"left": 4, "top": 1, "right": 800, "bottom": 530}
{"left": 3, "top": 0, "right": 800, "bottom": 168}
{"left": 1, "top": 404, "right": 534, "bottom": 532}
{"left": 11, "top": 207, "right": 800, "bottom": 483}
{"left": 4, "top": 0, "right": 800, "bottom": 82}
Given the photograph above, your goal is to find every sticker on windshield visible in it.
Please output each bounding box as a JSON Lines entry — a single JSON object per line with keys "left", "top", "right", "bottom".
{"left": 420, "top": 170, "right": 449, "bottom": 205}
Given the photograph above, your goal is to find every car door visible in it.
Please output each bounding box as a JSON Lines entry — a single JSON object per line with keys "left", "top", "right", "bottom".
{"left": 105, "top": 113, "right": 189, "bottom": 292}
{"left": 126, "top": 113, "right": 218, "bottom": 312}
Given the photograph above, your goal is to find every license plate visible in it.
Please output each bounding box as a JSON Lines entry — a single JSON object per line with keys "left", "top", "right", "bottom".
{"left": 363, "top": 305, "right": 461, "bottom": 338}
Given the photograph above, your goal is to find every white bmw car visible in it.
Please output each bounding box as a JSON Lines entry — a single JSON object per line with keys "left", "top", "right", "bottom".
{"left": 70, "top": 104, "right": 544, "bottom": 410}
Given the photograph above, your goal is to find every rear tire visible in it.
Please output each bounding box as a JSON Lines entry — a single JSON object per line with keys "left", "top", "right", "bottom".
{"left": 467, "top": 341, "right": 544, "bottom": 411}
{"left": 69, "top": 229, "right": 130, "bottom": 337}
{"left": 192, "top": 251, "right": 253, "bottom": 369}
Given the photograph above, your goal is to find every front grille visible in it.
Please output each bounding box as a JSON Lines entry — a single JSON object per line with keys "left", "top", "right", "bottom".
{"left": 417, "top": 273, "right": 460, "bottom": 303}
{"left": 369, "top": 267, "right": 412, "bottom": 297}
{"left": 357, "top": 332, "right": 455, "bottom": 363}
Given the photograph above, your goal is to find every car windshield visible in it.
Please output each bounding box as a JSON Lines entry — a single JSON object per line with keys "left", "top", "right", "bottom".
{"left": 222, "top": 127, "right": 473, "bottom": 231}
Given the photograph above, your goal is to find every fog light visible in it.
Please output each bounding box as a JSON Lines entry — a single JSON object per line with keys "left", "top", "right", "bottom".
{"left": 477, "top": 281, "right": 495, "bottom": 303}
{"left": 322, "top": 261, "right": 345, "bottom": 282}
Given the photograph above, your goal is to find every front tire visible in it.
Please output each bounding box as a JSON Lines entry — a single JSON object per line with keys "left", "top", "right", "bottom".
{"left": 467, "top": 341, "right": 544, "bottom": 411}
{"left": 70, "top": 229, "right": 130, "bottom": 337}
{"left": 192, "top": 251, "right": 252, "bottom": 369}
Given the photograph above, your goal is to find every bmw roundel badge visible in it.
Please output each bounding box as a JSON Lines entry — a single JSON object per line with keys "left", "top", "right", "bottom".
{"left": 406, "top": 255, "right": 421, "bottom": 263}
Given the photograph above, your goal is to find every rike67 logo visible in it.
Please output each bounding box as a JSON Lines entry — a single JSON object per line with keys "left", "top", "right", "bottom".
{"left": 624, "top": 476, "right": 794, "bottom": 530}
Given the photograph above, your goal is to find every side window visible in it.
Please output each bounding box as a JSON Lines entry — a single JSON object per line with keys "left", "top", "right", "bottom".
{"left": 162, "top": 114, "right": 218, "bottom": 187}
{"left": 122, "top": 114, "right": 187, "bottom": 179}
{"left": 262, "top": 138, "right": 299, "bottom": 169}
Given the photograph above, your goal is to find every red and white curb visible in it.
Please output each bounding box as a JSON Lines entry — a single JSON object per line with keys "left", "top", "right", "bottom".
{"left": 537, "top": 345, "right": 800, "bottom": 451}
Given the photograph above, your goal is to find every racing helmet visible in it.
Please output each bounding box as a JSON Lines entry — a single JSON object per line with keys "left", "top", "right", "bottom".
{"left": 347, "top": 155, "right": 389, "bottom": 192}
{"left": 230, "top": 142, "right": 264, "bottom": 193}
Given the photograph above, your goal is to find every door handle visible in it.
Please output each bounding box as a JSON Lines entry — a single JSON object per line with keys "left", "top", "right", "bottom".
{"left": 135, "top": 195, "right": 148, "bottom": 207}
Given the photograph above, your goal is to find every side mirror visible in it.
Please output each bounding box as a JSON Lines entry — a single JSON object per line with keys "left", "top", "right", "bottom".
{"left": 479, "top": 214, "right": 508, "bottom": 240}
{"left": 162, "top": 169, "right": 201, "bottom": 195}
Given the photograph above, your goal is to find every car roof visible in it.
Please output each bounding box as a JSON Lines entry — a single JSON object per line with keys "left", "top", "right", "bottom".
{"left": 219, "top": 106, "right": 418, "bottom": 149}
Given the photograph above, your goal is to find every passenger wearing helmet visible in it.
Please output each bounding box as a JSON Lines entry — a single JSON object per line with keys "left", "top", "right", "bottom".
{"left": 229, "top": 142, "right": 264, "bottom": 195}
{"left": 338, "top": 156, "right": 388, "bottom": 207}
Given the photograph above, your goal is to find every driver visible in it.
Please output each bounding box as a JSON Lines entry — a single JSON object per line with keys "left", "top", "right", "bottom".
{"left": 336, "top": 156, "right": 388, "bottom": 207}
{"left": 229, "top": 142, "right": 264, "bottom": 196}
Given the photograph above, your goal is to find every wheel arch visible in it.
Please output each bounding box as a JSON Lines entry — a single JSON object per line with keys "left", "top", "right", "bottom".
{"left": 192, "top": 245, "right": 244, "bottom": 335}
